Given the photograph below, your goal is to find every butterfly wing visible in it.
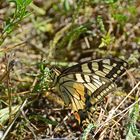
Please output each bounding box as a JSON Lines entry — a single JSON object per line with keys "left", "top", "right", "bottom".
{"left": 55, "top": 58, "right": 128, "bottom": 112}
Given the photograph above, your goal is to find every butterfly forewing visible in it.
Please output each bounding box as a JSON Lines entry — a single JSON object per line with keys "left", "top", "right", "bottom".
{"left": 60, "top": 58, "right": 128, "bottom": 82}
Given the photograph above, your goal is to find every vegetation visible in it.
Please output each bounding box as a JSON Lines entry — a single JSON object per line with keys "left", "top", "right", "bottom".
{"left": 0, "top": 0, "right": 140, "bottom": 139}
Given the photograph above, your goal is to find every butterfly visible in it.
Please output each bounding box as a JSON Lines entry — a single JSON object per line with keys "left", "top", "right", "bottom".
{"left": 49, "top": 58, "right": 128, "bottom": 125}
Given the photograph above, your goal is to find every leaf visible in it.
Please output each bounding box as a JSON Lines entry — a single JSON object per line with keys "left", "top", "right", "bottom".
{"left": 63, "top": 0, "right": 71, "bottom": 11}
{"left": 82, "top": 123, "right": 95, "bottom": 140}
{"left": 0, "top": 105, "right": 20, "bottom": 125}
{"left": 29, "top": 115, "right": 58, "bottom": 126}
{"left": 126, "top": 102, "right": 140, "bottom": 140}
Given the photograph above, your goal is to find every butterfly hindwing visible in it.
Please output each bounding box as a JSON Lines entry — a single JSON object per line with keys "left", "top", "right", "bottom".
{"left": 57, "top": 72, "right": 116, "bottom": 111}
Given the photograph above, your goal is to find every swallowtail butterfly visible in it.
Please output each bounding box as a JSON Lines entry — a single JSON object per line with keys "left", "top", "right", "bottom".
{"left": 49, "top": 58, "right": 128, "bottom": 125}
